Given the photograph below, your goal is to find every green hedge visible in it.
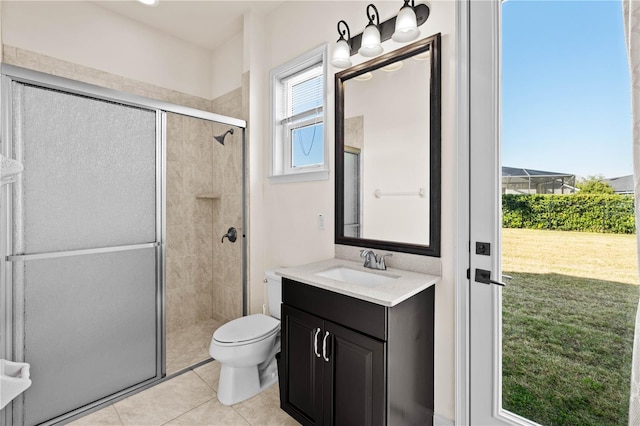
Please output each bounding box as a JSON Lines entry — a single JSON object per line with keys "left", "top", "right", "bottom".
{"left": 502, "top": 194, "right": 636, "bottom": 234}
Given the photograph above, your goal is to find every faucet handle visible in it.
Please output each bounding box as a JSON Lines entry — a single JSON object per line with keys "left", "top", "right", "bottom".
{"left": 378, "top": 253, "right": 393, "bottom": 270}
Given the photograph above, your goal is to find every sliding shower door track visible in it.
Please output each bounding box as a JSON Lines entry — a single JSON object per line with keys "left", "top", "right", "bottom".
{"left": 6, "top": 242, "right": 160, "bottom": 262}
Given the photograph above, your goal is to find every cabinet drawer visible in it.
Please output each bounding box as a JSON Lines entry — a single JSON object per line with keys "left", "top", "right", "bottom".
{"left": 283, "top": 278, "right": 387, "bottom": 341}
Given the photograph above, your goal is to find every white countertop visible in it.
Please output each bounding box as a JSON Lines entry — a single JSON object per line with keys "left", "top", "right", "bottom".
{"left": 276, "top": 258, "right": 439, "bottom": 307}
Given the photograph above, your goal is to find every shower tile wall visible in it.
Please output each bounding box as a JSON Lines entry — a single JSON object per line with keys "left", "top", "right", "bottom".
{"left": 166, "top": 113, "right": 215, "bottom": 333}
{"left": 3, "top": 46, "right": 246, "bottom": 344}
{"left": 211, "top": 88, "right": 244, "bottom": 323}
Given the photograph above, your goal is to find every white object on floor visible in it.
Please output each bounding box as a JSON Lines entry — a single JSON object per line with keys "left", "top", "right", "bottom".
{"left": 209, "top": 270, "right": 282, "bottom": 405}
{"left": 1, "top": 359, "right": 32, "bottom": 409}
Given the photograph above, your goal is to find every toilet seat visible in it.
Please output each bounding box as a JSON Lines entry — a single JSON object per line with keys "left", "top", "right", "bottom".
{"left": 213, "top": 314, "right": 280, "bottom": 346}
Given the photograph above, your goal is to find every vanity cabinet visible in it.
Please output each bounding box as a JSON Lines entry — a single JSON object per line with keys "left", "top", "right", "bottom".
{"left": 280, "top": 278, "right": 434, "bottom": 426}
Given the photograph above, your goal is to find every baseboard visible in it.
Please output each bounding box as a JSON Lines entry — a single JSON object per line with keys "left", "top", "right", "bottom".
{"left": 434, "top": 412, "right": 455, "bottom": 426}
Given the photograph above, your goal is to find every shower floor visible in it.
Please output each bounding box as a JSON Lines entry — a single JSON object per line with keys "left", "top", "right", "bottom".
{"left": 166, "top": 318, "right": 223, "bottom": 375}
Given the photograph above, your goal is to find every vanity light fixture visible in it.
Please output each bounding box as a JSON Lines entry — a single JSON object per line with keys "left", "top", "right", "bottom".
{"left": 392, "top": 0, "right": 420, "bottom": 42}
{"left": 331, "top": 21, "right": 353, "bottom": 68}
{"left": 359, "top": 4, "right": 383, "bottom": 57}
{"left": 330, "top": 1, "right": 430, "bottom": 69}
{"left": 137, "top": 0, "right": 159, "bottom": 6}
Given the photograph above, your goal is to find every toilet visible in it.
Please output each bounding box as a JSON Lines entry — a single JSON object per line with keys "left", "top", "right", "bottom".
{"left": 209, "top": 270, "right": 282, "bottom": 406}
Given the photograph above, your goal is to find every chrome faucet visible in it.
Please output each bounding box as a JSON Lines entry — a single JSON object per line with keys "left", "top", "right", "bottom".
{"left": 359, "top": 249, "right": 393, "bottom": 271}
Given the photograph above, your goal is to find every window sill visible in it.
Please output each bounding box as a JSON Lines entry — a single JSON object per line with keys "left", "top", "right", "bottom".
{"left": 268, "top": 169, "right": 329, "bottom": 184}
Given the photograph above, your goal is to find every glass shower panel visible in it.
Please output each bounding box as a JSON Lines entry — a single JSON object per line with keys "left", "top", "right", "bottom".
{"left": 21, "top": 248, "right": 158, "bottom": 426}
{"left": 12, "top": 83, "right": 156, "bottom": 254}
{"left": 8, "top": 81, "right": 161, "bottom": 425}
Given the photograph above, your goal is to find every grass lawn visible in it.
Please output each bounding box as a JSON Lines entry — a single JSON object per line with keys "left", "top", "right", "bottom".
{"left": 502, "top": 228, "right": 640, "bottom": 425}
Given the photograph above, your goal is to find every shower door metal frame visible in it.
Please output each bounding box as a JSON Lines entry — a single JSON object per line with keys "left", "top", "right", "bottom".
{"left": 0, "top": 64, "right": 248, "bottom": 426}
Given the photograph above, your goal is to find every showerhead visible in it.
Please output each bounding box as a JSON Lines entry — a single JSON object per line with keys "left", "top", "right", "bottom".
{"left": 214, "top": 128, "right": 234, "bottom": 145}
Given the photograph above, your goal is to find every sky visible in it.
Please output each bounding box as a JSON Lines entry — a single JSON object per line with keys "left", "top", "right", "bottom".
{"left": 502, "top": 0, "right": 632, "bottom": 179}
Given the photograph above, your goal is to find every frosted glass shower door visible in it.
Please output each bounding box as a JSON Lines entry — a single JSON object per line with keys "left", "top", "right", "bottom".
{"left": 7, "top": 83, "right": 161, "bottom": 425}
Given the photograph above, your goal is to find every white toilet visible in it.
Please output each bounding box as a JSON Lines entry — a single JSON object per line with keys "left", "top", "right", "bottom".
{"left": 209, "top": 270, "right": 282, "bottom": 406}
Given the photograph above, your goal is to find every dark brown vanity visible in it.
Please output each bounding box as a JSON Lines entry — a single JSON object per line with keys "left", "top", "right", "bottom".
{"left": 275, "top": 257, "right": 438, "bottom": 426}
{"left": 280, "top": 277, "right": 434, "bottom": 425}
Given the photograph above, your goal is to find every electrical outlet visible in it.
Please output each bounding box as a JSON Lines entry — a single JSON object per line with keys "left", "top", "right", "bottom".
{"left": 317, "top": 214, "right": 325, "bottom": 230}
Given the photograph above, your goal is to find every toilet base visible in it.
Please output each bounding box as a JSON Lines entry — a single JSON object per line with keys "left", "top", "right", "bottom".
{"left": 217, "top": 356, "right": 279, "bottom": 406}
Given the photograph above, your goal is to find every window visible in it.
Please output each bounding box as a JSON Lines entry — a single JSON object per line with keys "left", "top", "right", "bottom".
{"left": 270, "top": 45, "right": 328, "bottom": 182}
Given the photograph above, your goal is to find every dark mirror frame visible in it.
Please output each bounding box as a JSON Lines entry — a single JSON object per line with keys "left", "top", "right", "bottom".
{"left": 335, "top": 33, "right": 441, "bottom": 257}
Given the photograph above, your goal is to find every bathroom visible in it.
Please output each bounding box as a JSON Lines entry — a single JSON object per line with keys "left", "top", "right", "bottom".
{"left": 0, "top": 1, "right": 459, "bottom": 425}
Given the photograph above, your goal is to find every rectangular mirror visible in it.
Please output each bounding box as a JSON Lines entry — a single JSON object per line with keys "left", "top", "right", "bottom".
{"left": 335, "top": 33, "right": 441, "bottom": 256}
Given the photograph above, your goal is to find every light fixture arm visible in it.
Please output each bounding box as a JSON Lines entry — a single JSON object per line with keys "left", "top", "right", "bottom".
{"left": 337, "top": 20, "right": 351, "bottom": 42}
{"left": 343, "top": 3, "right": 429, "bottom": 56}
{"left": 366, "top": 4, "right": 380, "bottom": 28}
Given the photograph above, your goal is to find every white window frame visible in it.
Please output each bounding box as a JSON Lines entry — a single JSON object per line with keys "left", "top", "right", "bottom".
{"left": 269, "top": 44, "right": 329, "bottom": 183}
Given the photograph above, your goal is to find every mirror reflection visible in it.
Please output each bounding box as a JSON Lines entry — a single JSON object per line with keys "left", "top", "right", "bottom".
{"left": 335, "top": 34, "right": 441, "bottom": 256}
{"left": 343, "top": 52, "right": 431, "bottom": 245}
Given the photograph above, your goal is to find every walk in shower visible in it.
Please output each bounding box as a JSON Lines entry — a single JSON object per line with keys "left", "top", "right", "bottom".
{"left": 0, "top": 65, "right": 247, "bottom": 425}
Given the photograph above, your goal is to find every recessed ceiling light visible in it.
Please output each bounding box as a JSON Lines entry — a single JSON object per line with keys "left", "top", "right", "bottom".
{"left": 137, "top": 0, "right": 159, "bottom": 6}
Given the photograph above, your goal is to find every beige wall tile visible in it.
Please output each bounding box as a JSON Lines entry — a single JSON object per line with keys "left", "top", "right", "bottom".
{"left": 166, "top": 256, "right": 185, "bottom": 291}
{"left": 166, "top": 225, "right": 186, "bottom": 258}
{"left": 166, "top": 161, "right": 184, "bottom": 194}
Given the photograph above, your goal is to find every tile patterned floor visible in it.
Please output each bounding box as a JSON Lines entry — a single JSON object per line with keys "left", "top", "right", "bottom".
{"left": 166, "top": 319, "right": 223, "bottom": 375}
{"left": 70, "top": 361, "right": 299, "bottom": 426}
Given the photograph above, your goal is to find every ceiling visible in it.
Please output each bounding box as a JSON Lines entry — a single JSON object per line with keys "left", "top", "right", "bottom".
{"left": 92, "top": 0, "right": 284, "bottom": 52}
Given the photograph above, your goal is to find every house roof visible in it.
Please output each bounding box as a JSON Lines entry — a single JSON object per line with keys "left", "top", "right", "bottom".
{"left": 603, "top": 175, "right": 634, "bottom": 193}
{"left": 502, "top": 167, "right": 574, "bottom": 178}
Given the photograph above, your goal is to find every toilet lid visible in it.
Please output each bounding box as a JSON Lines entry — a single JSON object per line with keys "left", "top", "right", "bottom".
{"left": 213, "top": 314, "right": 280, "bottom": 344}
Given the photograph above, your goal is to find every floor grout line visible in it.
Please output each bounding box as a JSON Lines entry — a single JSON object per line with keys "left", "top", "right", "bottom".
{"left": 159, "top": 396, "right": 215, "bottom": 426}
{"left": 112, "top": 404, "right": 125, "bottom": 426}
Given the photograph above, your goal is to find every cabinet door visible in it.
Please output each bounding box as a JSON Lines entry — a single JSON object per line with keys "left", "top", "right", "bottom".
{"left": 281, "top": 305, "right": 324, "bottom": 425}
{"left": 323, "top": 321, "right": 386, "bottom": 426}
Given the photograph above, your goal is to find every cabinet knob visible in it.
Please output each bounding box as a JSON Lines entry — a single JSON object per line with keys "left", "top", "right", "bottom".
{"left": 322, "top": 331, "right": 330, "bottom": 362}
{"left": 313, "top": 328, "right": 321, "bottom": 358}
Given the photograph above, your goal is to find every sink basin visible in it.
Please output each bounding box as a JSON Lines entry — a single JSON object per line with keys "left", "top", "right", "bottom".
{"left": 315, "top": 266, "right": 398, "bottom": 288}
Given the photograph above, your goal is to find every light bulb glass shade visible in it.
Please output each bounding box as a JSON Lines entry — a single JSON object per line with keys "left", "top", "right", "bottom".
{"left": 331, "top": 39, "right": 352, "bottom": 68}
{"left": 392, "top": 5, "right": 419, "bottom": 42}
{"left": 359, "top": 24, "right": 383, "bottom": 57}
{"left": 137, "top": 0, "right": 159, "bottom": 5}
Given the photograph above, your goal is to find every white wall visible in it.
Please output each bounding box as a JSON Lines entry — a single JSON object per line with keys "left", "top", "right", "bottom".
{"left": 2, "top": 1, "right": 214, "bottom": 99}
{"left": 211, "top": 32, "right": 243, "bottom": 100}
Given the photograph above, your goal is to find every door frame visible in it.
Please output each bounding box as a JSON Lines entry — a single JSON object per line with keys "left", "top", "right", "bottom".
{"left": 454, "top": 0, "right": 471, "bottom": 424}
{"left": 456, "top": 1, "right": 541, "bottom": 425}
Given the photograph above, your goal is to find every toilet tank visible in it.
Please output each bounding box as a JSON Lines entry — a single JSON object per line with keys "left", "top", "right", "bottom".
{"left": 265, "top": 270, "right": 282, "bottom": 320}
